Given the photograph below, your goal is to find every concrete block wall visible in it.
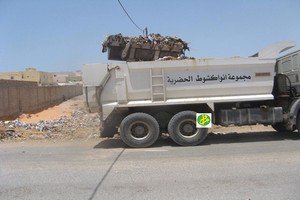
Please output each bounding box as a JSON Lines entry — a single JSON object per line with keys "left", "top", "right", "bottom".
{"left": 0, "top": 80, "right": 83, "bottom": 120}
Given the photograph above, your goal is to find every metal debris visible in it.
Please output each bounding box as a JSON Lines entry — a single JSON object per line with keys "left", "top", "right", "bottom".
{"left": 157, "top": 55, "right": 195, "bottom": 61}
{"left": 0, "top": 128, "right": 21, "bottom": 140}
{"left": 102, "top": 33, "right": 189, "bottom": 61}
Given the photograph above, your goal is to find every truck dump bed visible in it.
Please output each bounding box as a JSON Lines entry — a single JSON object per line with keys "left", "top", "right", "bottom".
{"left": 83, "top": 41, "right": 296, "bottom": 120}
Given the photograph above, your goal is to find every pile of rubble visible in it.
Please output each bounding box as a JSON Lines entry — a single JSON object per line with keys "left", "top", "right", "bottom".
{"left": 102, "top": 33, "right": 189, "bottom": 61}
{"left": 0, "top": 110, "right": 100, "bottom": 141}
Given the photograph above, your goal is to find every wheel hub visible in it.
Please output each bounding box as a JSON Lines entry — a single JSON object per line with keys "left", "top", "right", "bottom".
{"left": 130, "top": 122, "right": 149, "bottom": 139}
{"left": 183, "top": 123, "right": 194, "bottom": 133}
{"left": 179, "top": 120, "right": 197, "bottom": 137}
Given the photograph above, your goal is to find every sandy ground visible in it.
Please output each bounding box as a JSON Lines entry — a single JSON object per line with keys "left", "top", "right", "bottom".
{"left": 0, "top": 95, "right": 100, "bottom": 142}
{"left": 0, "top": 95, "right": 275, "bottom": 143}
{"left": 17, "top": 97, "right": 83, "bottom": 123}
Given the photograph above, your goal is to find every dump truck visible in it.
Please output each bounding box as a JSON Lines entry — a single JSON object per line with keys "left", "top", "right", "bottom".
{"left": 82, "top": 41, "right": 300, "bottom": 147}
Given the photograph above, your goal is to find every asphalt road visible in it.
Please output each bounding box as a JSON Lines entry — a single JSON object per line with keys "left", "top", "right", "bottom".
{"left": 1, "top": 131, "right": 300, "bottom": 200}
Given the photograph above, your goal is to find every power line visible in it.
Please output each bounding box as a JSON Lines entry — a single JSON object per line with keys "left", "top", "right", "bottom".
{"left": 117, "top": 0, "right": 144, "bottom": 32}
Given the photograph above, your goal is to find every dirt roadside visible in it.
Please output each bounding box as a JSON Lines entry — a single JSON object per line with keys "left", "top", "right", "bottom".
{"left": 0, "top": 95, "right": 100, "bottom": 142}
{"left": 0, "top": 95, "right": 275, "bottom": 143}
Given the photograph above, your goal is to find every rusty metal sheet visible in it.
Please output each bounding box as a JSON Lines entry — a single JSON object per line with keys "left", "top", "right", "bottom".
{"left": 102, "top": 33, "right": 189, "bottom": 61}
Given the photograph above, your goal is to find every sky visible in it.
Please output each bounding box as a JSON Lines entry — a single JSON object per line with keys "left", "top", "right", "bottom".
{"left": 0, "top": 0, "right": 299, "bottom": 72}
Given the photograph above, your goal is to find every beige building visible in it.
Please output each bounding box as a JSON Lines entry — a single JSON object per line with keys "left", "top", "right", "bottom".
{"left": 0, "top": 72, "right": 23, "bottom": 80}
{"left": 52, "top": 70, "right": 82, "bottom": 84}
{"left": 0, "top": 68, "right": 53, "bottom": 85}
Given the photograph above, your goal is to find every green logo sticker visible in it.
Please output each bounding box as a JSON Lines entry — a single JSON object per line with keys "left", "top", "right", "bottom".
{"left": 196, "top": 113, "right": 212, "bottom": 128}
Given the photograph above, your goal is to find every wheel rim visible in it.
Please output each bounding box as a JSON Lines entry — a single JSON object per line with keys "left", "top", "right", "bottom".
{"left": 177, "top": 119, "right": 198, "bottom": 138}
{"left": 129, "top": 121, "right": 150, "bottom": 140}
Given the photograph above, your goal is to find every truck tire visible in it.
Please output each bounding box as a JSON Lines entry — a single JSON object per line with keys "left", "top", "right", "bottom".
{"left": 168, "top": 111, "right": 208, "bottom": 146}
{"left": 120, "top": 112, "right": 160, "bottom": 148}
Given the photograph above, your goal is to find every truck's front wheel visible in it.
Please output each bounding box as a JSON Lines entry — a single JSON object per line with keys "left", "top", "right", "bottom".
{"left": 168, "top": 111, "right": 208, "bottom": 146}
{"left": 120, "top": 112, "right": 160, "bottom": 148}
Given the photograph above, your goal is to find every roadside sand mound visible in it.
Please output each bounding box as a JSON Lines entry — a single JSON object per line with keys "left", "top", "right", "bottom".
{"left": 18, "top": 96, "right": 84, "bottom": 123}
{"left": 1, "top": 95, "right": 100, "bottom": 141}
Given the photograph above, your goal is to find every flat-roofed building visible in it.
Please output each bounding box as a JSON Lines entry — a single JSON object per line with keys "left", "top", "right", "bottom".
{"left": 0, "top": 68, "right": 53, "bottom": 85}
{"left": 52, "top": 70, "right": 82, "bottom": 84}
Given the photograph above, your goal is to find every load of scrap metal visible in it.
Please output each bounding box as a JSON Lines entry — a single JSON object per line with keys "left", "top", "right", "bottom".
{"left": 102, "top": 33, "right": 189, "bottom": 61}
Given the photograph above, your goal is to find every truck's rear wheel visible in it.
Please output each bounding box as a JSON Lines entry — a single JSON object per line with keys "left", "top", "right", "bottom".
{"left": 120, "top": 112, "right": 160, "bottom": 148}
{"left": 168, "top": 111, "right": 208, "bottom": 146}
